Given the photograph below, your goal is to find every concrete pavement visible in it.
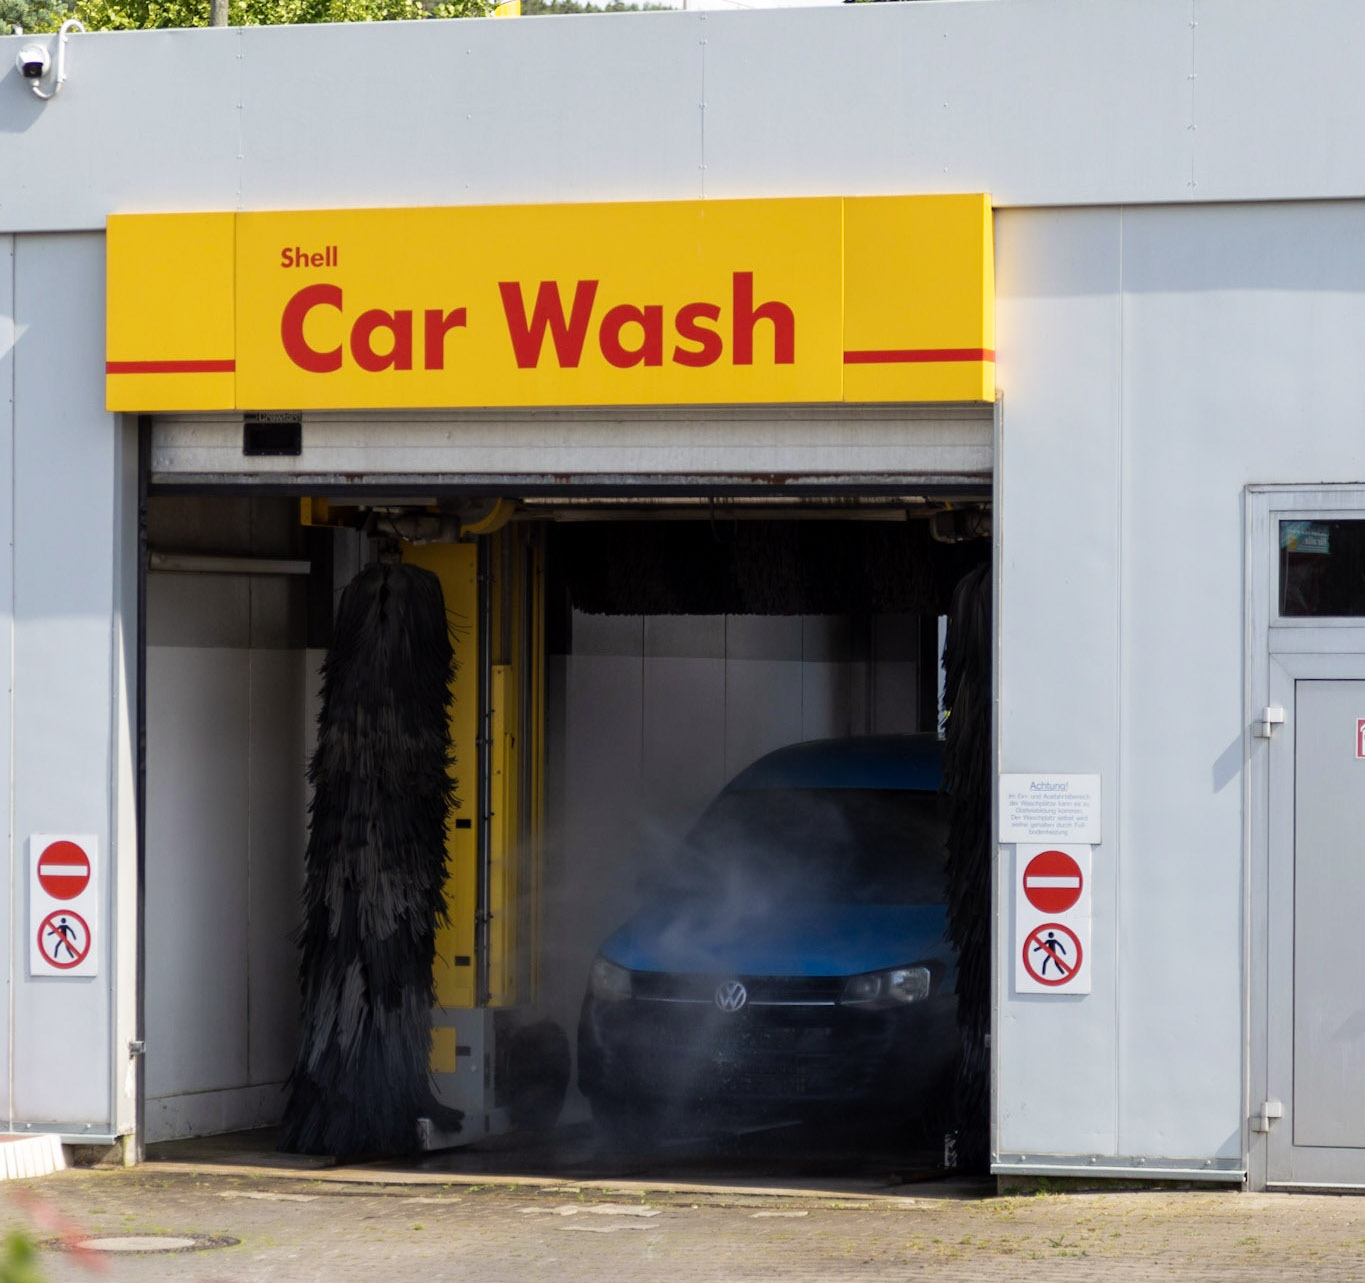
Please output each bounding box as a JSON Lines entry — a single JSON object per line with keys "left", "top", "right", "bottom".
{"left": 3, "top": 1155, "right": 1365, "bottom": 1282}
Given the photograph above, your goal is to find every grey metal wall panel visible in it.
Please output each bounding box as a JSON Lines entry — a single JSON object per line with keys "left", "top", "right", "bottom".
{"left": 994, "top": 208, "right": 1124, "bottom": 1158}
{"left": 543, "top": 650, "right": 646, "bottom": 1057}
{"left": 699, "top": 2, "right": 1192, "bottom": 205}
{"left": 725, "top": 616, "right": 802, "bottom": 663}
{"left": 995, "top": 199, "right": 1365, "bottom": 1170}
{"left": 235, "top": 19, "right": 704, "bottom": 211}
{"left": 799, "top": 663, "right": 849, "bottom": 740}
{"left": 1193, "top": 0, "right": 1365, "bottom": 202}
{"left": 9, "top": 233, "right": 114, "bottom": 1127}
{"left": 0, "top": 237, "right": 12, "bottom": 1127}
{"left": 1109, "top": 203, "right": 1365, "bottom": 1161}
{"left": 641, "top": 656, "right": 727, "bottom": 840}
{"left": 722, "top": 659, "right": 804, "bottom": 783}
{"left": 0, "top": 29, "right": 242, "bottom": 230}
{"left": 11, "top": 1, "right": 1365, "bottom": 232}
{"left": 146, "top": 574, "right": 252, "bottom": 649}
{"left": 111, "top": 419, "right": 141, "bottom": 1140}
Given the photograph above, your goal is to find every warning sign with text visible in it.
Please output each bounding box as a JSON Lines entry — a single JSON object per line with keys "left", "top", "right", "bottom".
{"left": 1000, "top": 774, "right": 1101, "bottom": 844}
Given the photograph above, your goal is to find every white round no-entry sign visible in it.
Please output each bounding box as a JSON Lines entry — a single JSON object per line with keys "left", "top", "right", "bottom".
{"left": 36, "top": 840, "right": 91, "bottom": 901}
{"left": 1022, "top": 848, "right": 1083, "bottom": 915}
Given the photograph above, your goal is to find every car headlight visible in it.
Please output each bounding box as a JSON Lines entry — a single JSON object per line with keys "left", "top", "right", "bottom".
{"left": 589, "top": 955, "right": 632, "bottom": 1001}
{"left": 841, "top": 965, "right": 932, "bottom": 1008}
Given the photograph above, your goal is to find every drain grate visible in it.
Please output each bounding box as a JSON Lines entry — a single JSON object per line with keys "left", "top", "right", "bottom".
{"left": 52, "top": 1234, "right": 239, "bottom": 1255}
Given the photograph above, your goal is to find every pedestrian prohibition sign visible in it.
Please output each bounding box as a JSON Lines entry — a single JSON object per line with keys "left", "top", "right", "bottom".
{"left": 36, "top": 840, "right": 91, "bottom": 901}
{"left": 37, "top": 909, "right": 91, "bottom": 970}
{"left": 30, "top": 833, "right": 99, "bottom": 978}
{"left": 1022, "top": 848, "right": 1083, "bottom": 915}
{"left": 1022, "top": 922, "right": 1083, "bottom": 987}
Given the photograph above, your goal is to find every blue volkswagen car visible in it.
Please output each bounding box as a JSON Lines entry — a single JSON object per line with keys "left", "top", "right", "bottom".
{"left": 577, "top": 734, "right": 958, "bottom": 1143}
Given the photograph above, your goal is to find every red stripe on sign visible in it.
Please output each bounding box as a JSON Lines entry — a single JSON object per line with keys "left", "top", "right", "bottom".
{"left": 106, "top": 359, "right": 236, "bottom": 375}
{"left": 843, "top": 348, "right": 995, "bottom": 365}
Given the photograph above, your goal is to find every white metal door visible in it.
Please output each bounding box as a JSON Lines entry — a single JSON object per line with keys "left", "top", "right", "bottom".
{"left": 1248, "top": 486, "right": 1365, "bottom": 1189}
{"left": 1266, "top": 658, "right": 1365, "bottom": 1187}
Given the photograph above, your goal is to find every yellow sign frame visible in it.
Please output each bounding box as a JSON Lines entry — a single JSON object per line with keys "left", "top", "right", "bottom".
{"left": 106, "top": 195, "right": 993, "bottom": 412}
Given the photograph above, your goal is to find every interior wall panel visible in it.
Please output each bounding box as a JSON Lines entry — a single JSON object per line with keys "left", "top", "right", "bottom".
{"left": 145, "top": 647, "right": 251, "bottom": 1100}
{"left": 144, "top": 564, "right": 308, "bottom": 1140}
{"left": 544, "top": 606, "right": 927, "bottom": 1112}
{"left": 246, "top": 649, "right": 307, "bottom": 1087}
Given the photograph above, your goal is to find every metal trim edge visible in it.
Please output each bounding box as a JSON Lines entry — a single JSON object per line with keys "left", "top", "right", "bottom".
{"left": 992, "top": 1155, "right": 1245, "bottom": 1182}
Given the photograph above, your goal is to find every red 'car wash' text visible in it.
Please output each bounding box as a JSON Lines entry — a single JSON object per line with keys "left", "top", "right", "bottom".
{"left": 279, "top": 272, "right": 795, "bottom": 373}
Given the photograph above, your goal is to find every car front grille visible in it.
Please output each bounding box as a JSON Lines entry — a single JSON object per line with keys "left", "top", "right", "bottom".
{"left": 630, "top": 972, "right": 842, "bottom": 1005}
{"left": 594, "top": 996, "right": 893, "bottom": 1103}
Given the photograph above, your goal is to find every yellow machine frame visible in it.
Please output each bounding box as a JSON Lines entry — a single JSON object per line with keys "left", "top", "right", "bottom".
{"left": 400, "top": 527, "right": 546, "bottom": 1078}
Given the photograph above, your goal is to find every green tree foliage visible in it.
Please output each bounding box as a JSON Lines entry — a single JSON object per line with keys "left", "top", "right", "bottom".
{"left": 11, "top": 0, "right": 487, "bottom": 32}
{"left": 520, "top": 0, "right": 672, "bottom": 13}
{"left": 0, "top": 1230, "right": 42, "bottom": 1283}
{"left": 2, "top": 0, "right": 73, "bottom": 31}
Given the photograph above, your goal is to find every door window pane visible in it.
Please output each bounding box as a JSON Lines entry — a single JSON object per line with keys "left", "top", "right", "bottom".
{"left": 1280, "top": 520, "right": 1365, "bottom": 616}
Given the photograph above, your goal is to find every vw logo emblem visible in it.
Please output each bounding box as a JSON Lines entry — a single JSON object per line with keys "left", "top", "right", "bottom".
{"left": 714, "top": 980, "right": 748, "bottom": 1013}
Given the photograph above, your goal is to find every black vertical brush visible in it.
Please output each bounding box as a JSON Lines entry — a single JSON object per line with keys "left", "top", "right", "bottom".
{"left": 941, "top": 563, "right": 991, "bottom": 1173}
{"left": 280, "top": 562, "right": 463, "bottom": 1155}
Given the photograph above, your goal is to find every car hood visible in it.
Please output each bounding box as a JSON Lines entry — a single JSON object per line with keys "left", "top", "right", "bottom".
{"left": 599, "top": 898, "right": 950, "bottom": 977}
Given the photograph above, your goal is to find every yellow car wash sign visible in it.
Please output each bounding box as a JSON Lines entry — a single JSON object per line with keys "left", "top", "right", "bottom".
{"left": 105, "top": 195, "right": 993, "bottom": 412}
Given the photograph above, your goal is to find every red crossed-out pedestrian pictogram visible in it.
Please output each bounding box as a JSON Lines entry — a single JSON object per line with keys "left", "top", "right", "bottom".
{"left": 1022, "top": 849, "right": 1083, "bottom": 915}
{"left": 36, "top": 840, "right": 91, "bottom": 901}
{"left": 37, "top": 909, "right": 91, "bottom": 970}
{"left": 1021, "top": 921, "right": 1082, "bottom": 987}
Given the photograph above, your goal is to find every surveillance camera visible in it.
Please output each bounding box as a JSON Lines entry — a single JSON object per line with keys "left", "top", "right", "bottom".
{"left": 16, "top": 45, "right": 50, "bottom": 79}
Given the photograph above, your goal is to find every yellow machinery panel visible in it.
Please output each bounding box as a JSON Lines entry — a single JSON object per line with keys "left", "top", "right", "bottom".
{"left": 403, "top": 526, "right": 546, "bottom": 1112}
{"left": 484, "top": 525, "right": 547, "bottom": 1009}
{"left": 487, "top": 664, "right": 516, "bottom": 1006}
{"left": 400, "top": 540, "right": 480, "bottom": 1010}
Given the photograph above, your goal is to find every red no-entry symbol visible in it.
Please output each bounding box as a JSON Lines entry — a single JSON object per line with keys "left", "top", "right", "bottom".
{"left": 1022, "top": 849, "right": 1083, "bottom": 915}
{"left": 37, "top": 909, "right": 91, "bottom": 970}
{"left": 36, "top": 841, "right": 91, "bottom": 901}
{"left": 1022, "top": 922, "right": 1082, "bottom": 987}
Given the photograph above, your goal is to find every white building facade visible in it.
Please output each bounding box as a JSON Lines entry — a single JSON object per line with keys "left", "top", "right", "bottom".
{"left": 3, "top": 0, "right": 1364, "bottom": 1190}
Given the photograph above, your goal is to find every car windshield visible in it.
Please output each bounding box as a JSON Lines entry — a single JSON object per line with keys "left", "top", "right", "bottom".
{"left": 665, "top": 787, "right": 947, "bottom": 905}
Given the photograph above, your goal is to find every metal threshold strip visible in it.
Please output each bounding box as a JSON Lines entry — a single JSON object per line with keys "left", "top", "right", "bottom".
{"left": 993, "top": 1154, "right": 1245, "bottom": 1182}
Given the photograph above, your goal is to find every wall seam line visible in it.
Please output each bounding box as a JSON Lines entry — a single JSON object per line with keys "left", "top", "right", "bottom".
{"left": 1114, "top": 206, "right": 1127, "bottom": 1157}
{"left": 1188, "top": 0, "right": 1199, "bottom": 195}
{"left": 697, "top": 15, "right": 707, "bottom": 201}
{"left": 5, "top": 235, "right": 14, "bottom": 1133}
